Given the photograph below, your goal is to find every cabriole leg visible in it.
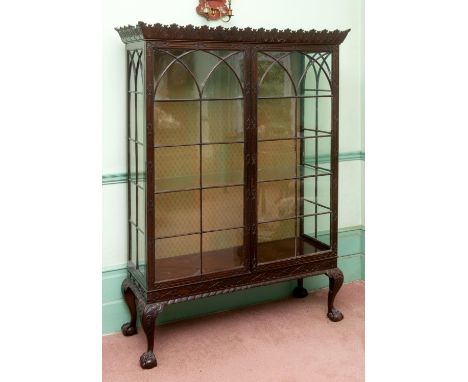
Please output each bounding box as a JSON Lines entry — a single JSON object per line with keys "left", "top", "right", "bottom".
{"left": 325, "top": 268, "right": 344, "bottom": 322}
{"left": 121, "top": 278, "right": 137, "bottom": 336}
{"left": 292, "top": 278, "right": 309, "bottom": 298}
{"left": 140, "top": 303, "right": 165, "bottom": 369}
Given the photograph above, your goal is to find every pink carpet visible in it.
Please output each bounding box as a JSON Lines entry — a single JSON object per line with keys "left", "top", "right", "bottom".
{"left": 103, "top": 281, "right": 364, "bottom": 382}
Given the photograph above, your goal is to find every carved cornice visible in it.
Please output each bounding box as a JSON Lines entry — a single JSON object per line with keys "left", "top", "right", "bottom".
{"left": 116, "top": 22, "right": 350, "bottom": 45}
{"left": 116, "top": 24, "right": 144, "bottom": 43}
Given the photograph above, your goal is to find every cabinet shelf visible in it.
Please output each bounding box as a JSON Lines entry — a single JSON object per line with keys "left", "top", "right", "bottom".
{"left": 155, "top": 171, "right": 244, "bottom": 194}
{"left": 154, "top": 97, "right": 244, "bottom": 102}
{"left": 154, "top": 245, "right": 244, "bottom": 281}
{"left": 258, "top": 164, "right": 331, "bottom": 183}
{"left": 257, "top": 236, "right": 330, "bottom": 264}
{"left": 258, "top": 212, "right": 330, "bottom": 225}
{"left": 257, "top": 131, "right": 331, "bottom": 142}
{"left": 154, "top": 235, "right": 330, "bottom": 282}
{"left": 155, "top": 225, "right": 245, "bottom": 241}
{"left": 154, "top": 140, "right": 244, "bottom": 149}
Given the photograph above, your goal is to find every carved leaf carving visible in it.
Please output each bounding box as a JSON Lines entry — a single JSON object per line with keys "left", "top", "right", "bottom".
{"left": 116, "top": 23, "right": 350, "bottom": 45}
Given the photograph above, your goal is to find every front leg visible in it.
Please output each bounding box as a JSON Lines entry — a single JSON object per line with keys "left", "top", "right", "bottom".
{"left": 121, "top": 278, "right": 137, "bottom": 336}
{"left": 140, "top": 303, "right": 165, "bottom": 369}
{"left": 325, "top": 268, "right": 344, "bottom": 322}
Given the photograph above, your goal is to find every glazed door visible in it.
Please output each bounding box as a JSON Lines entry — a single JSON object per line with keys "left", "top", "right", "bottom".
{"left": 254, "top": 49, "right": 335, "bottom": 267}
{"left": 151, "top": 47, "right": 250, "bottom": 284}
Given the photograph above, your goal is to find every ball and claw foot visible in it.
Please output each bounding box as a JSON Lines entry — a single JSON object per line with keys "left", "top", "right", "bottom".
{"left": 292, "top": 285, "right": 309, "bottom": 298}
{"left": 140, "top": 351, "right": 157, "bottom": 369}
{"left": 327, "top": 307, "right": 344, "bottom": 322}
{"left": 121, "top": 322, "right": 137, "bottom": 336}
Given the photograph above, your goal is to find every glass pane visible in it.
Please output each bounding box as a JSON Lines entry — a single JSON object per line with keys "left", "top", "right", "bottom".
{"left": 258, "top": 98, "right": 295, "bottom": 140}
{"left": 155, "top": 234, "right": 200, "bottom": 281}
{"left": 202, "top": 186, "right": 243, "bottom": 231}
{"left": 301, "top": 52, "right": 332, "bottom": 95}
{"left": 302, "top": 214, "right": 331, "bottom": 246}
{"left": 136, "top": 94, "right": 145, "bottom": 143}
{"left": 137, "top": 144, "right": 146, "bottom": 187}
{"left": 216, "top": 51, "right": 244, "bottom": 85}
{"left": 155, "top": 146, "right": 200, "bottom": 192}
{"left": 129, "top": 93, "right": 135, "bottom": 140}
{"left": 155, "top": 190, "right": 200, "bottom": 238}
{"left": 301, "top": 176, "right": 331, "bottom": 216}
{"left": 257, "top": 52, "right": 297, "bottom": 97}
{"left": 257, "top": 140, "right": 298, "bottom": 181}
{"left": 137, "top": 187, "right": 146, "bottom": 230}
{"left": 257, "top": 180, "right": 296, "bottom": 223}
{"left": 130, "top": 225, "right": 137, "bottom": 265}
{"left": 154, "top": 50, "right": 200, "bottom": 100}
{"left": 297, "top": 100, "right": 332, "bottom": 138}
{"left": 129, "top": 141, "right": 136, "bottom": 182}
{"left": 257, "top": 220, "right": 296, "bottom": 263}
{"left": 202, "top": 100, "right": 244, "bottom": 143}
{"left": 138, "top": 257, "right": 147, "bottom": 275}
{"left": 269, "top": 51, "right": 316, "bottom": 91}
{"left": 258, "top": 51, "right": 332, "bottom": 97}
{"left": 305, "top": 136, "right": 332, "bottom": 171}
{"left": 129, "top": 184, "right": 136, "bottom": 224}
{"left": 135, "top": 51, "right": 144, "bottom": 92}
{"left": 128, "top": 51, "right": 136, "bottom": 92}
{"left": 202, "top": 143, "right": 243, "bottom": 187}
{"left": 301, "top": 54, "right": 317, "bottom": 93}
{"left": 202, "top": 229, "right": 243, "bottom": 273}
{"left": 202, "top": 59, "right": 243, "bottom": 99}
{"left": 303, "top": 97, "right": 332, "bottom": 133}
{"left": 296, "top": 228, "right": 329, "bottom": 256}
{"left": 176, "top": 50, "right": 244, "bottom": 98}
{"left": 317, "top": 53, "right": 332, "bottom": 92}
{"left": 154, "top": 101, "right": 199, "bottom": 146}
{"left": 137, "top": 229, "right": 146, "bottom": 274}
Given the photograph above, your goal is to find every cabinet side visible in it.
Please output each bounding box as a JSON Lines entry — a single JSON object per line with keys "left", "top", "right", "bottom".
{"left": 125, "top": 40, "right": 148, "bottom": 289}
{"left": 330, "top": 45, "right": 340, "bottom": 255}
{"left": 145, "top": 42, "right": 155, "bottom": 289}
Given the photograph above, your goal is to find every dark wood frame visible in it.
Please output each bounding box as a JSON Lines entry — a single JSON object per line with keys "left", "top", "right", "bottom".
{"left": 116, "top": 22, "right": 349, "bottom": 369}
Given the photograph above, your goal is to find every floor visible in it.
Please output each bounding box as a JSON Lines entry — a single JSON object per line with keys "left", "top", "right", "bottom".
{"left": 103, "top": 281, "right": 364, "bottom": 382}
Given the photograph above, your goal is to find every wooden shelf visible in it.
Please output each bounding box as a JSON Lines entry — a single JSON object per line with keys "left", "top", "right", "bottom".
{"left": 155, "top": 245, "right": 243, "bottom": 282}
{"left": 154, "top": 236, "right": 329, "bottom": 282}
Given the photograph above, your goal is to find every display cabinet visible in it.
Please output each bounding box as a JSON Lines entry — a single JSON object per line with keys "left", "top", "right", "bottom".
{"left": 116, "top": 22, "right": 349, "bottom": 369}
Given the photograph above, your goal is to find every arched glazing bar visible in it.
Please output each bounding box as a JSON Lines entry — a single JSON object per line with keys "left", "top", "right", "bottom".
{"left": 128, "top": 50, "right": 137, "bottom": 92}
{"left": 199, "top": 50, "right": 244, "bottom": 98}
{"left": 258, "top": 51, "right": 332, "bottom": 96}
{"left": 153, "top": 49, "right": 244, "bottom": 100}
{"left": 297, "top": 52, "right": 332, "bottom": 92}
{"left": 153, "top": 49, "right": 202, "bottom": 99}
{"left": 135, "top": 51, "right": 144, "bottom": 91}
{"left": 258, "top": 51, "right": 298, "bottom": 96}
{"left": 299, "top": 52, "right": 332, "bottom": 92}
{"left": 258, "top": 51, "right": 295, "bottom": 91}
